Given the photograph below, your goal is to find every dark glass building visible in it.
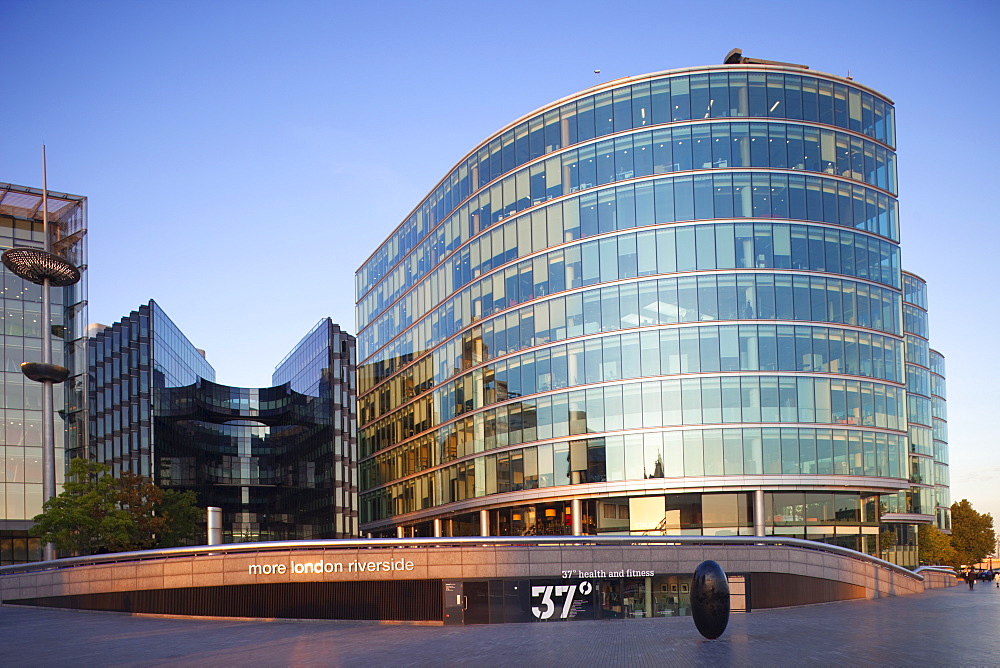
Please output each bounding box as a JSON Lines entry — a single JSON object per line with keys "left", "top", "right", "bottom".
{"left": 0, "top": 183, "right": 87, "bottom": 565}
{"left": 355, "top": 54, "right": 950, "bottom": 566}
{"left": 88, "top": 303, "right": 357, "bottom": 541}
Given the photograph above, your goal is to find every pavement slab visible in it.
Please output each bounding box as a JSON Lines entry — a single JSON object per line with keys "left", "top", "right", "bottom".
{"left": 1, "top": 584, "right": 996, "bottom": 666}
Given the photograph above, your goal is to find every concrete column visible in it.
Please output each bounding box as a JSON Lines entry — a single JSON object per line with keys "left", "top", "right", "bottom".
{"left": 396, "top": 525, "right": 405, "bottom": 539}
{"left": 754, "top": 489, "right": 766, "bottom": 537}
{"left": 644, "top": 576, "right": 653, "bottom": 618}
{"left": 480, "top": 509, "right": 490, "bottom": 536}
{"left": 207, "top": 507, "right": 222, "bottom": 545}
{"left": 433, "top": 518, "right": 443, "bottom": 537}
{"left": 571, "top": 499, "right": 583, "bottom": 536}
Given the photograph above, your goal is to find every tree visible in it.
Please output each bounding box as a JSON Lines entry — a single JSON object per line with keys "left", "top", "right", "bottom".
{"left": 950, "top": 499, "right": 995, "bottom": 567}
{"left": 918, "top": 524, "right": 957, "bottom": 566}
{"left": 878, "top": 528, "right": 897, "bottom": 560}
{"left": 30, "top": 459, "right": 202, "bottom": 556}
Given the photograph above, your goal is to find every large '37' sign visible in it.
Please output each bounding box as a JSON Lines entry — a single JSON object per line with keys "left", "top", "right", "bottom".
{"left": 531, "top": 581, "right": 593, "bottom": 620}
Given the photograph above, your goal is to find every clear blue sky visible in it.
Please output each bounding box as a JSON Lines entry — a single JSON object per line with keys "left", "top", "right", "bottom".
{"left": 4, "top": 0, "right": 998, "bottom": 526}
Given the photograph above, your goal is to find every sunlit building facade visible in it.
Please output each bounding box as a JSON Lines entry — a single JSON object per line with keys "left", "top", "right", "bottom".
{"left": 0, "top": 183, "right": 87, "bottom": 565}
{"left": 89, "top": 304, "right": 357, "bottom": 541}
{"left": 356, "top": 56, "right": 945, "bottom": 562}
{"left": 879, "top": 272, "right": 951, "bottom": 564}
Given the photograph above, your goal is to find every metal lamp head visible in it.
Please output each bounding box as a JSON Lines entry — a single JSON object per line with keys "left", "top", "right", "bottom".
{"left": 1, "top": 247, "right": 81, "bottom": 286}
{"left": 20, "top": 362, "right": 71, "bottom": 384}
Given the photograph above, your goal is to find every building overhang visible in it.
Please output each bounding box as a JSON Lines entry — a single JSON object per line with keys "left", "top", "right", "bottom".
{"left": 362, "top": 475, "right": 910, "bottom": 532}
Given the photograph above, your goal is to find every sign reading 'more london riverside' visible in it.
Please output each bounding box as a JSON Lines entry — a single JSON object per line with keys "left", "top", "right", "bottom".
{"left": 248, "top": 558, "right": 415, "bottom": 575}
{"left": 0, "top": 538, "right": 954, "bottom": 625}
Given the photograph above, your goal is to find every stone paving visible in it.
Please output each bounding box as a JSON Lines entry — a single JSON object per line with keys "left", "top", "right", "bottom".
{"left": 1, "top": 584, "right": 996, "bottom": 666}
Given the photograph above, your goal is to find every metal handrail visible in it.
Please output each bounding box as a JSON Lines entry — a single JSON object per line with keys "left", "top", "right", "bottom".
{"left": 0, "top": 535, "right": 921, "bottom": 580}
{"left": 912, "top": 565, "right": 958, "bottom": 576}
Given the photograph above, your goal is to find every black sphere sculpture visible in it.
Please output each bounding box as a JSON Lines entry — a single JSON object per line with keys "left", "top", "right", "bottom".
{"left": 691, "top": 560, "right": 730, "bottom": 639}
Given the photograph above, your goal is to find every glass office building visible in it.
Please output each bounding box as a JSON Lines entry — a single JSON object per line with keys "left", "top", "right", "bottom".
{"left": 355, "top": 56, "right": 947, "bottom": 562}
{"left": 0, "top": 183, "right": 87, "bottom": 564}
{"left": 273, "top": 318, "right": 358, "bottom": 538}
{"left": 879, "top": 272, "right": 950, "bottom": 564}
{"left": 89, "top": 304, "right": 357, "bottom": 540}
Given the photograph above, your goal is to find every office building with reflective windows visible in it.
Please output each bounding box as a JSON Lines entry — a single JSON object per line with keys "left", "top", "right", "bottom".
{"left": 879, "top": 272, "right": 950, "bottom": 563}
{"left": 0, "top": 184, "right": 87, "bottom": 565}
{"left": 356, "top": 53, "right": 950, "bottom": 566}
{"left": 88, "top": 303, "right": 357, "bottom": 541}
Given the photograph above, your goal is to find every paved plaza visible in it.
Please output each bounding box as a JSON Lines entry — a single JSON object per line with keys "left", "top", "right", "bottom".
{"left": 1, "top": 584, "right": 996, "bottom": 666}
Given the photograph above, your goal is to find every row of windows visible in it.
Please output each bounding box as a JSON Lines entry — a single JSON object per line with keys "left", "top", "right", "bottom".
{"left": 359, "top": 71, "right": 894, "bottom": 294}
{"left": 365, "top": 222, "right": 899, "bottom": 386}
{"left": 905, "top": 334, "right": 929, "bottom": 369}
{"left": 359, "top": 175, "right": 898, "bottom": 366}
{"left": 906, "top": 365, "right": 931, "bottom": 398}
{"left": 360, "top": 426, "right": 906, "bottom": 522}
{"left": 930, "top": 372, "right": 946, "bottom": 400}
{"left": 273, "top": 320, "right": 333, "bottom": 387}
{"left": 882, "top": 487, "right": 937, "bottom": 516}
{"left": 3, "top": 339, "right": 65, "bottom": 373}
{"left": 361, "top": 165, "right": 899, "bottom": 333}
{"left": 0, "top": 534, "right": 43, "bottom": 565}
{"left": 909, "top": 456, "right": 936, "bottom": 486}
{"left": 0, "top": 414, "right": 44, "bottom": 447}
{"left": 1, "top": 308, "right": 65, "bottom": 338}
{"left": 271, "top": 323, "right": 356, "bottom": 400}
{"left": 361, "top": 272, "right": 903, "bottom": 407}
{"left": 150, "top": 303, "right": 216, "bottom": 385}
{"left": 361, "top": 121, "right": 897, "bottom": 316}
{"left": 362, "top": 323, "right": 904, "bottom": 430}
{"left": 0, "top": 377, "right": 63, "bottom": 412}
{"left": 908, "top": 394, "right": 933, "bottom": 427}
{"left": 362, "top": 373, "right": 906, "bottom": 466}
{"left": 0, "top": 483, "right": 45, "bottom": 522}
{"left": 931, "top": 397, "right": 948, "bottom": 420}
{"left": 902, "top": 273, "right": 927, "bottom": 309}
{"left": 934, "top": 418, "right": 948, "bottom": 444}
{"left": 929, "top": 350, "right": 946, "bottom": 376}
{"left": 934, "top": 463, "right": 950, "bottom": 489}
{"left": 909, "top": 425, "right": 933, "bottom": 457}
{"left": 361, "top": 200, "right": 899, "bottom": 353}
{"left": 3, "top": 451, "right": 44, "bottom": 483}
{"left": 903, "top": 304, "right": 929, "bottom": 339}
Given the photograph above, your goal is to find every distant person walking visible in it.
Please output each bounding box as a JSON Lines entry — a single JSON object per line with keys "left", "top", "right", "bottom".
{"left": 965, "top": 569, "right": 975, "bottom": 589}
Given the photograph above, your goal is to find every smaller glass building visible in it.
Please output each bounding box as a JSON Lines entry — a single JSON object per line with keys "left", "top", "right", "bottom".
{"left": 88, "top": 304, "right": 357, "bottom": 540}
{"left": 878, "top": 272, "right": 950, "bottom": 565}
{"left": 0, "top": 183, "right": 87, "bottom": 565}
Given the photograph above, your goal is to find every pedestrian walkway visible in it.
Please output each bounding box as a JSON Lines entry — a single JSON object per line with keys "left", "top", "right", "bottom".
{"left": 0, "top": 585, "right": 993, "bottom": 666}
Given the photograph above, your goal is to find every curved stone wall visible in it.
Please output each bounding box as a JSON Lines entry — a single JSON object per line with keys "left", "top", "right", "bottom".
{"left": 0, "top": 538, "right": 953, "bottom": 622}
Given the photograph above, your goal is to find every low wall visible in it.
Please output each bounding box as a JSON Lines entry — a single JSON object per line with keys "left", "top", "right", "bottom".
{"left": 914, "top": 566, "right": 960, "bottom": 589}
{"left": 0, "top": 537, "right": 939, "bottom": 622}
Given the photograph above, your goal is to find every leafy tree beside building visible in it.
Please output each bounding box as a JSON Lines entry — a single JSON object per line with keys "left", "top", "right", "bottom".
{"left": 30, "top": 459, "right": 201, "bottom": 556}
{"left": 948, "top": 499, "right": 995, "bottom": 568}
{"left": 918, "top": 524, "right": 957, "bottom": 566}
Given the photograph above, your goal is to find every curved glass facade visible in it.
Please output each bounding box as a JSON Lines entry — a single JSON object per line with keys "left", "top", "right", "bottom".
{"left": 877, "top": 273, "right": 951, "bottom": 565}
{"left": 89, "top": 304, "right": 358, "bottom": 541}
{"left": 156, "top": 378, "right": 343, "bottom": 541}
{"left": 357, "top": 60, "right": 931, "bottom": 557}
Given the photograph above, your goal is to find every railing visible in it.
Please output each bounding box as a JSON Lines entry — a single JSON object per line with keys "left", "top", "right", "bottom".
{"left": 912, "top": 565, "right": 958, "bottom": 577}
{"left": 0, "top": 535, "right": 921, "bottom": 580}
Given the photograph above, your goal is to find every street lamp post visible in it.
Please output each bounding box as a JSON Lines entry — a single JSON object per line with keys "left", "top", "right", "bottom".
{"left": 1, "top": 148, "right": 81, "bottom": 561}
